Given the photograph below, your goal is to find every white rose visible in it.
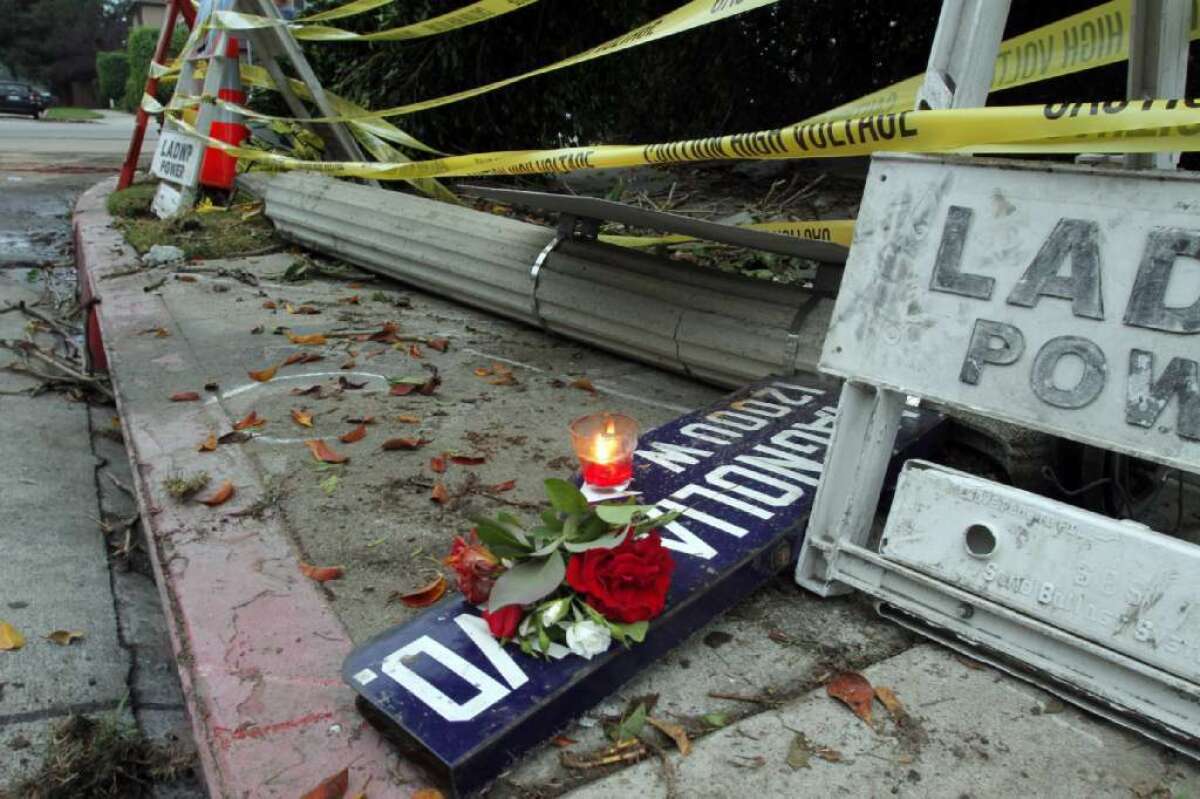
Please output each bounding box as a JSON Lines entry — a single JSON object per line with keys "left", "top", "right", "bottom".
{"left": 565, "top": 620, "right": 612, "bottom": 660}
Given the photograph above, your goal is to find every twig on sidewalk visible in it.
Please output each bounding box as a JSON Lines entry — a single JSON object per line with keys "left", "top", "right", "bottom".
{"left": 0, "top": 339, "right": 114, "bottom": 401}
{"left": 6, "top": 301, "right": 80, "bottom": 359}
{"left": 104, "top": 471, "right": 136, "bottom": 498}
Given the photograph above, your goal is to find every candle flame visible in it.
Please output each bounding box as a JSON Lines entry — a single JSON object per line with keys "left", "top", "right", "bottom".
{"left": 592, "top": 417, "right": 618, "bottom": 464}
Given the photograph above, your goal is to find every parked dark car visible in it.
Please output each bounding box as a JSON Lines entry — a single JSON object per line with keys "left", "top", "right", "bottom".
{"left": 0, "top": 81, "right": 44, "bottom": 118}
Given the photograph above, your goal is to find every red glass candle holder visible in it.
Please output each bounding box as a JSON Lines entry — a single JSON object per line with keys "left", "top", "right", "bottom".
{"left": 569, "top": 413, "right": 638, "bottom": 489}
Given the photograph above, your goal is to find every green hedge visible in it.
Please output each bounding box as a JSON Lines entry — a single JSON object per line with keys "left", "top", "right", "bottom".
{"left": 96, "top": 51, "right": 129, "bottom": 108}
{"left": 121, "top": 25, "right": 189, "bottom": 113}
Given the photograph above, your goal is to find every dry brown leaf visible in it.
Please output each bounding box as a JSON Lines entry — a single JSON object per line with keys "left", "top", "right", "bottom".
{"left": 292, "top": 304, "right": 321, "bottom": 315}
{"left": 408, "top": 343, "right": 423, "bottom": 359}
{"left": 262, "top": 300, "right": 277, "bottom": 310}
{"left": 429, "top": 455, "right": 446, "bottom": 474}
{"left": 45, "top": 630, "right": 85, "bottom": 646}
{"left": 340, "top": 295, "right": 360, "bottom": 305}
{"left": 0, "top": 620, "right": 25, "bottom": 651}
{"left": 169, "top": 391, "right": 200, "bottom": 402}
{"left": 284, "top": 352, "right": 324, "bottom": 366}
{"left": 288, "top": 333, "right": 327, "bottom": 346}
{"left": 473, "top": 367, "right": 492, "bottom": 377}
{"left": 340, "top": 424, "right": 368, "bottom": 444}
{"left": 570, "top": 377, "right": 598, "bottom": 395}
{"left": 306, "top": 439, "right": 349, "bottom": 464}
{"left": 827, "top": 671, "right": 875, "bottom": 725}
{"left": 395, "top": 415, "right": 420, "bottom": 424}
{"left": 198, "top": 433, "right": 218, "bottom": 453}
{"left": 431, "top": 482, "right": 450, "bottom": 504}
{"left": 647, "top": 717, "right": 691, "bottom": 756}
{"left": 248, "top": 364, "right": 279, "bottom": 382}
{"left": 291, "top": 385, "right": 324, "bottom": 398}
{"left": 175, "top": 275, "right": 197, "bottom": 283}
{"left": 140, "top": 327, "right": 170, "bottom": 337}
{"left": 874, "top": 686, "right": 904, "bottom": 718}
{"left": 291, "top": 408, "right": 314, "bottom": 428}
{"left": 299, "top": 766, "right": 348, "bottom": 799}
{"left": 198, "top": 480, "right": 235, "bottom": 507}
{"left": 389, "top": 383, "right": 416, "bottom": 396}
{"left": 391, "top": 575, "right": 448, "bottom": 608}
{"left": 382, "top": 438, "right": 428, "bottom": 451}
{"left": 218, "top": 431, "right": 252, "bottom": 445}
{"left": 234, "top": 411, "right": 265, "bottom": 430}
{"left": 488, "top": 372, "right": 517, "bottom": 387}
{"left": 299, "top": 562, "right": 344, "bottom": 583}
{"left": 551, "top": 735, "right": 577, "bottom": 748}
{"left": 488, "top": 479, "right": 517, "bottom": 493}
{"left": 338, "top": 376, "right": 367, "bottom": 390}
{"left": 448, "top": 454, "right": 486, "bottom": 466}
{"left": 340, "top": 358, "right": 357, "bottom": 370}
{"left": 427, "top": 338, "right": 449, "bottom": 352}
{"left": 368, "top": 322, "right": 400, "bottom": 343}
{"left": 347, "top": 415, "right": 375, "bottom": 425}
{"left": 411, "top": 790, "right": 445, "bottom": 799}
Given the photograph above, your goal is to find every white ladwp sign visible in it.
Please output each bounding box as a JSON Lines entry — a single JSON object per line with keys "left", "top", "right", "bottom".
{"left": 821, "top": 154, "right": 1200, "bottom": 473}
{"left": 150, "top": 130, "right": 202, "bottom": 187}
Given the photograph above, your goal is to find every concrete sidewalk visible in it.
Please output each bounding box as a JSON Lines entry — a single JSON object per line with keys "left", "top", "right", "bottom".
{"left": 73, "top": 175, "right": 1200, "bottom": 798}
{"left": 0, "top": 266, "right": 200, "bottom": 797}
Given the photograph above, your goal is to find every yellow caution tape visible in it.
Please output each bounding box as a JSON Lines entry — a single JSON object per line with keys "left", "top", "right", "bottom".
{"left": 298, "top": 0, "right": 395, "bottom": 23}
{"left": 808, "top": 0, "right": 1200, "bottom": 123}
{"left": 162, "top": 99, "right": 1200, "bottom": 182}
{"left": 600, "top": 220, "right": 857, "bottom": 249}
{"left": 205, "top": 0, "right": 783, "bottom": 123}
{"left": 214, "top": 0, "right": 539, "bottom": 43}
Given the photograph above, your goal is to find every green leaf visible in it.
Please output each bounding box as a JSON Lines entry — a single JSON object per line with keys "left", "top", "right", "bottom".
{"left": 564, "top": 528, "right": 629, "bottom": 553}
{"left": 487, "top": 555, "right": 566, "bottom": 612}
{"left": 473, "top": 517, "right": 532, "bottom": 558}
{"left": 386, "top": 375, "right": 428, "bottom": 386}
{"left": 576, "top": 514, "right": 609, "bottom": 542}
{"left": 612, "top": 703, "right": 648, "bottom": 743}
{"left": 544, "top": 478, "right": 589, "bottom": 516}
{"left": 319, "top": 475, "right": 339, "bottom": 496}
{"left": 540, "top": 510, "right": 564, "bottom": 532}
{"left": 562, "top": 515, "right": 579, "bottom": 541}
{"left": 530, "top": 536, "right": 564, "bottom": 557}
{"left": 622, "top": 620, "right": 649, "bottom": 643}
{"left": 634, "top": 509, "right": 683, "bottom": 532}
{"left": 595, "top": 504, "right": 654, "bottom": 525}
{"left": 702, "top": 713, "right": 729, "bottom": 728}
{"left": 537, "top": 626, "right": 551, "bottom": 653}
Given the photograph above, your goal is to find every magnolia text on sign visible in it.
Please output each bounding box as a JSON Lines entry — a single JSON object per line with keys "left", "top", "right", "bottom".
{"left": 821, "top": 154, "right": 1200, "bottom": 472}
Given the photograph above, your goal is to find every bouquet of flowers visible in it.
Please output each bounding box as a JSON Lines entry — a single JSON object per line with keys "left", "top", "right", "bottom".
{"left": 443, "top": 479, "right": 680, "bottom": 660}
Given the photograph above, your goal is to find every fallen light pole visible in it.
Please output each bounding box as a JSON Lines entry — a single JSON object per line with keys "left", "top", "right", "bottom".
{"left": 261, "top": 172, "right": 843, "bottom": 388}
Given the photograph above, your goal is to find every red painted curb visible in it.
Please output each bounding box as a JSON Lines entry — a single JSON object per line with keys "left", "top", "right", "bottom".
{"left": 74, "top": 179, "right": 419, "bottom": 798}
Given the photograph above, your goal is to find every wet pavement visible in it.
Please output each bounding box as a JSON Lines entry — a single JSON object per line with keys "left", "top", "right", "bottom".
{"left": 0, "top": 114, "right": 201, "bottom": 797}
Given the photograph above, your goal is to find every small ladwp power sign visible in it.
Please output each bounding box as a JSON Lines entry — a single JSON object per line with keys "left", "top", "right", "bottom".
{"left": 821, "top": 153, "right": 1200, "bottom": 474}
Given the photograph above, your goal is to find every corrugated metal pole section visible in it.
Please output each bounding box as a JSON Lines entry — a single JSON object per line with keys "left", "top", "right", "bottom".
{"left": 262, "top": 172, "right": 832, "bottom": 387}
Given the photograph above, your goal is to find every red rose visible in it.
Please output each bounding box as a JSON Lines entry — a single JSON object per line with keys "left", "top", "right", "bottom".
{"left": 566, "top": 533, "right": 675, "bottom": 624}
{"left": 483, "top": 605, "right": 523, "bottom": 639}
{"left": 443, "top": 531, "right": 502, "bottom": 605}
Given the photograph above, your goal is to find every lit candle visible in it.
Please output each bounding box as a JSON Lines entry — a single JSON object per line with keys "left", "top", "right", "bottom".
{"left": 570, "top": 413, "right": 638, "bottom": 489}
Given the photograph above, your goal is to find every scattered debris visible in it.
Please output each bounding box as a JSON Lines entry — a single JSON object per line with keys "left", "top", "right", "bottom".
{"left": 248, "top": 364, "right": 279, "bottom": 382}
{"left": 292, "top": 409, "right": 314, "bottom": 428}
{"left": 647, "top": 717, "right": 691, "bottom": 756}
{"left": 162, "top": 471, "right": 210, "bottom": 500}
{"left": 299, "top": 563, "right": 344, "bottom": 583}
{"left": 390, "top": 575, "right": 448, "bottom": 608}
{"left": 339, "top": 424, "right": 368, "bottom": 444}
{"left": 4, "top": 712, "right": 195, "bottom": 799}
{"left": 382, "top": 438, "right": 428, "bottom": 451}
{"left": 306, "top": 440, "right": 349, "bottom": 464}
{"left": 169, "top": 391, "right": 200, "bottom": 402}
{"left": 299, "top": 766, "right": 348, "bottom": 799}
{"left": 198, "top": 433, "right": 218, "bottom": 452}
{"left": 198, "top": 480, "right": 235, "bottom": 507}
{"left": 45, "top": 630, "right": 85, "bottom": 646}
{"left": 142, "top": 244, "right": 186, "bottom": 267}
{"left": 827, "top": 671, "right": 875, "bottom": 726}
{"left": 0, "top": 620, "right": 25, "bottom": 650}
{"left": 234, "top": 411, "right": 266, "bottom": 430}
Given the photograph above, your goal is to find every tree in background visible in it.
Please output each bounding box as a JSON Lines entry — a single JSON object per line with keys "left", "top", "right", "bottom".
{"left": 0, "top": 0, "right": 130, "bottom": 102}
{"left": 96, "top": 50, "right": 130, "bottom": 108}
{"left": 121, "top": 24, "right": 188, "bottom": 112}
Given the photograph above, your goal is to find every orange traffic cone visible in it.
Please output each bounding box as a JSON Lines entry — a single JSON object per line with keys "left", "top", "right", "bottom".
{"left": 198, "top": 33, "right": 248, "bottom": 192}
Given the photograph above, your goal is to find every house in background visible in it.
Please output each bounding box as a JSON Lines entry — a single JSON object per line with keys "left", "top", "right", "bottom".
{"left": 128, "top": 0, "right": 168, "bottom": 28}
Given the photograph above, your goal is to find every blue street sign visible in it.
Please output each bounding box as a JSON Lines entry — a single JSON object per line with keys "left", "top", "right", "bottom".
{"left": 343, "top": 374, "right": 944, "bottom": 796}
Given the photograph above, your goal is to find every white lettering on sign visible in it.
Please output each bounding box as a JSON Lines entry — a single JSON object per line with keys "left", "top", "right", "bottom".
{"left": 820, "top": 154, "right": 1200, "bottom": 472}
{"left": 377, "top": 382, "right": 834, "bottom": 720}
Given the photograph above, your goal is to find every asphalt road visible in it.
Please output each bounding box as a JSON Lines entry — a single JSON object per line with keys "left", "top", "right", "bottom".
{"left": 0, "top": 109, "right": 156, "bottom": 163}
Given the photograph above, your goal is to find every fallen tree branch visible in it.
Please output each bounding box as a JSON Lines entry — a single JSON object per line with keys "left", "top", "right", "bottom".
{"left": 0, "top": 339, "right": 114, "bottom": 401}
